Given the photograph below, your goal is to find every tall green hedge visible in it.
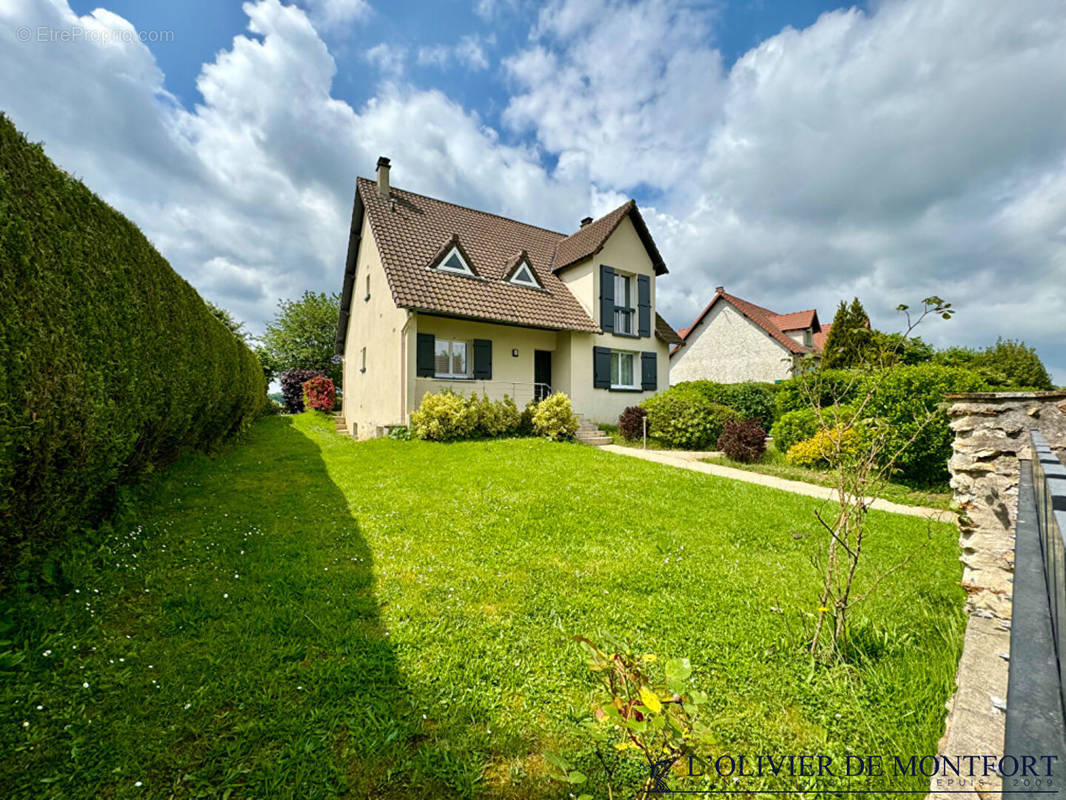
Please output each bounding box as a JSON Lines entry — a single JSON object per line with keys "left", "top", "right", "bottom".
{"left": 0, "top": 115, "right": 266, "bottom": 565}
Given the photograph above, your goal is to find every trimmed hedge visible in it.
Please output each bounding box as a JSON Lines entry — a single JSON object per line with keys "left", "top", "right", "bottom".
{"left": 668, "top": 380, "right": 778, "bottom": 427}
{"left": 643, "top": 387, "right": 740, "bottom": 450}
{"left": 0, "top": 115, "right": 266, "bottom": 565}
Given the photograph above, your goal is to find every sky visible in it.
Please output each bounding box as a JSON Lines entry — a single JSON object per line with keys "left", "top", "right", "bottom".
{"left": 1, "top": 0, "right": 1064, "bottom": 381}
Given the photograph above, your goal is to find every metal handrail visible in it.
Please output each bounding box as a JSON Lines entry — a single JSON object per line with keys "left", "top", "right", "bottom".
{"left": 1004, "top": 431, "right": 1066, "bottom": 797}
{"left": 412, "top": 377, "right": 553, "bottom": 405}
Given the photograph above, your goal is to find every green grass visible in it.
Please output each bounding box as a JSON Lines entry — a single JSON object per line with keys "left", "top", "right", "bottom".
{"left": 699, "top": 444, "right": 954, "bottom": 510}
{"left": 1, "top": 414, "right": 966, "bottom": 798}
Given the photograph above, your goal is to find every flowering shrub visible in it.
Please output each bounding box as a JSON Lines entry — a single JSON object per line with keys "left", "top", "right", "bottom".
{"left": 301, "top": 376, "right": 335, "bottom": 413}
{"left": 532, "top": 393, "right": 579, "bottom": 441}
{"left": 410, "top": 391, "right": 479, "bottom": 441}
{"left": 280, "top": 368, "right": 324, "bottom": 413}
{"left": 717, "top": 419, "right": 767, "bottom": 462}
{"left": 618, "top": 405, "right": 648, "bottom": 441}
{"left": 786, "top": 426, "right": 861, "bottom": 468}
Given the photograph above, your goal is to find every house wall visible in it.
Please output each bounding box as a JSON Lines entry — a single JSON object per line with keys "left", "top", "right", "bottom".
{"left": 409, "top": 314, "right": 560, "bottom": 411}
{"left": 669, "top": 302, "right": 793, "bottom": 385}
{"left": 559, "top": 215, "right": 669, "bottom": 424}
{"left": 341, "top": 216, "right": 410, "bottom": 439}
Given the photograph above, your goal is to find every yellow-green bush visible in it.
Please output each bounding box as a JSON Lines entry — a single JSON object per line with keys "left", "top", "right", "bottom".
{"left": 786, "top": 427, "right": 861, "bottom": 468}
{"left": 410, "top": 391, "right": 479, "bottom": 441}
{"left": 0, "top": 115, "right": 266, "bottom": 566}
{"left": 532, "top": 393, "right": 579, "bottom": 441}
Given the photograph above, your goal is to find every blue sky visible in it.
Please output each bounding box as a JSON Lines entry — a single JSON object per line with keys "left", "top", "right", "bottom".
{"left": 3, "top": 0, "right": 1065, "bottom": 381}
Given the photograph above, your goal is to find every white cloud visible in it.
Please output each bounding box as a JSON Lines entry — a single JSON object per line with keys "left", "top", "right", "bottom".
{"left": 1, "top": 0, "right": 1064, "bottom": 381}
{"left": 303, "top": 0, "right": 370, "bottom": 32}
{"left": 417, "top": 35, "right": 490, "bottom": 71}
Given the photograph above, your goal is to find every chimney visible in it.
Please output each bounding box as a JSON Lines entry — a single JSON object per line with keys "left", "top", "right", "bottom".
{"left": 715, "top": 285, "right": 724, "bottom": 293}
{"left": 580, "top": 216, "right": 593, "bottom": 228}
{"left": 376, "top": 156, "right": 391, "bottom": 199}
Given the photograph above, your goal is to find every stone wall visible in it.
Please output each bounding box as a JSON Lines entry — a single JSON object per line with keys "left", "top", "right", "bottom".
{"left": 946, "top": 391, "right": 1066, "bottom": 617}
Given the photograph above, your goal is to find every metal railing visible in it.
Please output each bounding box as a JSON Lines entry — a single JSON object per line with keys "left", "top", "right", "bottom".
{"left": 1004, "top": 431, "right": 1066, "bottom": 796}
{"left": 413, "top": 377, "right": 552, "bottom": 407}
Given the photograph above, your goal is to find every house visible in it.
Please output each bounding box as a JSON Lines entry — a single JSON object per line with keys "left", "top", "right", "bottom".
{"left": 334, "top": 157, "right": 683, "bottom": 438}
{"left": 668, "top": 287, "right": 831, "bottom": 385}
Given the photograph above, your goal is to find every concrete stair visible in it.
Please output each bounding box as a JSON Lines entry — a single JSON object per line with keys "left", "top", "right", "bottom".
{"left": 575, "top": 416, "right": 612, "bottom": 447}
{"left": 333, "top": 413, "right": 350, "bottom": 436}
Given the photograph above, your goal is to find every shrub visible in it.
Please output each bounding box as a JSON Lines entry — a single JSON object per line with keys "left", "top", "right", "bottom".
{"left": 721, "top": 382, "right": 777, "bottom": 428}
{"left": 769, "top": 405, "right": 859, "bottom": 454}
{"left": 281, "top": 368, "right": 324, "bottom": 414}
{"left": 386, "top": 425, "right": 411, "bottom": 441}
{"left": 302, "top": 376, "right": 335, "bottom": 413}
{"left": 471, "top": 393, "right": 522, "bottom": 438}
{"left": 865, "top": 364, "right": 987, "bottom": 484}
{"left": 643, "top": 388, "right": 740, "bottom": 450}
{"left": 717, "top": 419, "right": 767, "bottom": 462}
{"left": 0, "top": 115, "right": 266, "bottom": 567}
{"left": 618, "top": 406, "right": 648, "bottom": 441}
{"left": 497, "top": 395, "right": 522, "bottom": 435}
{"left": 775, "top": 369, "right": 865, "bottom": 416}
{"left": 410, "top": 391, "right": 478, "bottom": 441}
{"left": 787, "top": 427, "right": 861, "bottom": 468}
{"left": 532, "top": 393, "right": 579, "bottom": 441}
{"left": 518, "top": 400, "right": 537, "bottom": 436}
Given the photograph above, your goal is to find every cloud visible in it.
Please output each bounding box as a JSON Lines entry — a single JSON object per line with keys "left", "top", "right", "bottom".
{"left": 303, "top": 0, "right": 370, "bottom": 32}
{"left": 417, "top": 35, "right": 491, "bottom": 71}
{"left": 1, "top": 0, "right": 1063, "bottom": 381}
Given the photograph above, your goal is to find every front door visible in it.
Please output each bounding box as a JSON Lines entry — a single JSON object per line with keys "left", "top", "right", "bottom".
{"left": 534, "top": 350, "right": 551, "bottom": 401}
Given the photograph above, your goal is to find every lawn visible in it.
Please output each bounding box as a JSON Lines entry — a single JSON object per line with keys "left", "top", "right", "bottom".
{"left": 1, "top": 413, "right": 966, "bottom": 798}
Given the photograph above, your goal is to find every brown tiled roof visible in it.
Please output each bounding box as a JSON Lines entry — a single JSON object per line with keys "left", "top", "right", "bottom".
{"left": 552, "top": 199, "right": 667, "bottom": 275}
{"left": 357, "top": 177, "right": 599, "bottom": 332}
{"left": 812, "top": 323, "right": 832, "bottom": 351}
{"left": 673, "top": 289, "right": 831, "bottom": 356}
{"left": 655, "top": 313, "right": 683, "bottom": 345}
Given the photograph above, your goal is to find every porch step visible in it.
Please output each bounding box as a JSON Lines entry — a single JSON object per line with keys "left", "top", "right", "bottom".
{"left": 576, "top": 434, "right": 613, "bottom": 447}
{"left": 333, "top": 414, "right": 350, "bottom": 436}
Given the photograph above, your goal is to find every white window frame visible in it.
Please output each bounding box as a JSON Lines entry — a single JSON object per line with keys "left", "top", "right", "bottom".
{"left": 613, "top": 272, "right": 634, "bottom": 335}
{"left": 435, "top": 246, "right": 475, "bottom": 276}
{"left": 434, "top": 338, "right": 470, "bottom": 379}
{"left": 508, "top": 260, "right": 541, "bottom": 289}
{"left": 610, "top": 350, "right": 639, "bottom": 390}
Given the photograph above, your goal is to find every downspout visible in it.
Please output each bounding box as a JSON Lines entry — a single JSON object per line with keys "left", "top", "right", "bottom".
{"left": 400, "top": 309, "right": 415, "bottom": 422}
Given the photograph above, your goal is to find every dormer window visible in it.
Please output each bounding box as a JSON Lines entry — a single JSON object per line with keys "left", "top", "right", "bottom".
{"left": 436, "top": 246, "right": 475, "bottom": 276}
{"left": 507, "top": 257, "right": 542, "bottom": 289}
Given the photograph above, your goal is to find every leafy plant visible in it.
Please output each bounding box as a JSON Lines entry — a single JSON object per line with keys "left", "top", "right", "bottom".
{"left": 532, "top": 393, "right": 579, "bottom": 441}
{"left": 642, "top": 388, "right": 739, "bottom": 450}
{"left": 280, "top": 368, "right": 324, "bottom": 414}
{"left": 410, "top": 391, "right": 478, "bottom": 441}
{"left": 618, "top": 406, "right": 648, "bottom": 441}
{"left": 716, "top": 419, "right": 767, "bottom": 462}
{"left": 260, "top": 291, "right": 342, "bottom": 384}
{"left": 786, "top": 426, "right": 860, "bottom": 468}
{"left": 301, "top": 376, "right": 336, "bottom": 413}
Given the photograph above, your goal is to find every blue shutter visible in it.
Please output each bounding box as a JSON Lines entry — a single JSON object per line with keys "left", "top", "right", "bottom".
{"left": 473, "top": 339, "right": 492, "bottom": 379}
{"left": 416, "top": 333, "right": 435, "bottom": 377}
{"left": 593, "top": 346, "right": 611, "bottom": 389}
{"left": 599, "top": 265, "right": 615, "bottom": 333}
{"left": 641, "top": 351, "right": 657, "bottom": 391}
{"left": 637, "top": 274, "right": 651, "bottom": 337}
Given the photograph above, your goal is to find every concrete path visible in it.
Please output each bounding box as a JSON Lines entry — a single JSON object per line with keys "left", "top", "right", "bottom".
{"left": 599, "top": 445, "right": 954, "bottom": 522}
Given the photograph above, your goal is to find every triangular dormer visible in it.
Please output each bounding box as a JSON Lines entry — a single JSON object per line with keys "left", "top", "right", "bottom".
{"left": 428, "top": 234, "right": 478, "bottom": 277}
{"left": 505, "top": 250, "right": 543, "bottom": 290}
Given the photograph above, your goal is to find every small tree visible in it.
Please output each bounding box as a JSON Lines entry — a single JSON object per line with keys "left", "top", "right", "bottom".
{"left": 976, "top": 338, "right": 1053, "bottom": 390}
{"left": 802, "top": 297, "right": 954, "bottom": 659}
{"left": 822, "top": 298, "right": 874, "bottom": 369}
{"left": 280, "top": 368, "right": 324, "bottom": 414}
{"left": 261, "top": 291, "right": 341, "bottom": 384}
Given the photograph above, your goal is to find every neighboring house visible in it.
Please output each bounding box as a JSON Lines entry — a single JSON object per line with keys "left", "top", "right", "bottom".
{"left": 669, "top": 287, "right": 832, "bottom": 385}
{"left": 334, "top": 157, "right": 683, "bottom": 438}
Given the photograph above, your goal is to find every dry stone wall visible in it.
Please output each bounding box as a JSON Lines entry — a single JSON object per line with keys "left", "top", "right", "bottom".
{"left": 946, "top": 391, "right": 1066, "bottom": 617}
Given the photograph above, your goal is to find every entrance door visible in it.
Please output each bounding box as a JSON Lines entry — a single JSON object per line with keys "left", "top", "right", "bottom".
{"left": 534, "top": 350, "right": 552, "bottom": 401}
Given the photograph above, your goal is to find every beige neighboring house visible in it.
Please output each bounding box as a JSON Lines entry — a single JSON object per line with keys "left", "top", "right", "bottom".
{"left": 334, "top": 157, "right": 683, "bottom": 438}
{"left": 668, "top": 288, "right": 832, "bottom": 385}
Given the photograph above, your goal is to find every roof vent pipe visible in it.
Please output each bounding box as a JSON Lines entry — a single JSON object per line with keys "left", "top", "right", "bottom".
{"left": 376, "top": 156, "right": 391, "bottom": 200}
{"left": 715, "top": 285, "right": 724, "bottom": 293}
{"left": 580, "top": 216, "right": 593, "bottom": 227}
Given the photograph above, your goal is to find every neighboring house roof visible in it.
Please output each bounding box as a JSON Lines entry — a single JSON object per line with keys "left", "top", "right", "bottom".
{"left": 812, "top": 323, "right": 832, "bottom": 351}
{"left": 671, "top": 289, "right": 827, "bottom": 357}
{"left": 336, "top": 176, "right": 675, "bottom": 353}
{"left": 551, "top": 200, "right": 668, "bottom": 276}
{"left": 655, "top": 313, "right": 684, "bottom": 345}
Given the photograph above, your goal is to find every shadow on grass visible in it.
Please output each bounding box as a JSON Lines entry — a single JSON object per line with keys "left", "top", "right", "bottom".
{"left": 0, "top": 416, "right": 449, "bottom": 798}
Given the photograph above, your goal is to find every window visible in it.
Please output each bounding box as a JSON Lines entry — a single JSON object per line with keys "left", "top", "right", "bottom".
{"left": 435, "top": 246, "right": 475, "bottom": 276}
{"left": 613, "top": 273, "right": 634, "bottom": 334}
{"left": 803, "top": 329, "right": 813, "bottom": 347}
{"left": 360, "top": 346, "right": 366, "bottom": 373}
{"left": 508, "top": 260, "right": 541, "bottom": 289}
{"left": 434, "top": 338, "right": 469, "bottom": 378}
{"left": 364, "top": 274, "right": 370, "bottom": 301}
{"left": 610, "top": 351, "right": 637, "bottom": 389}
